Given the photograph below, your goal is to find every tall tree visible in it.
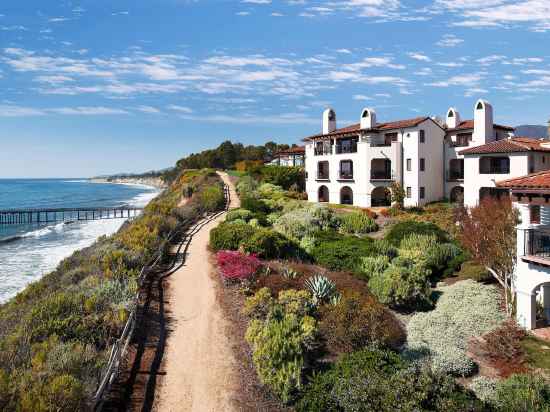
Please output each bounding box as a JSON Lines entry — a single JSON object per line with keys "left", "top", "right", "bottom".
{"left": 456, "top": 197, "right": 519, "bottom": 316}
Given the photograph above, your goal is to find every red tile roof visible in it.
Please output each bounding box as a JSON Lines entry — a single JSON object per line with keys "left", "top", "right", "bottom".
{"left": 447, "top": 120, "right": 515, "bottom": 132}
{"left": 303, "top": 116, "right": 430, "bottom": 141}
{"left": 459, "top": 137, "right": 550, "bottom": 155}
{"left": 497, "top": 170, "right": 550, "bottom": 189}
{"left": 275, "top": 146, "right": 305, "bottom": 155}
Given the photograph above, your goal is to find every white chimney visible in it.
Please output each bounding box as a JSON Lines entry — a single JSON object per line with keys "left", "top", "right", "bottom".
{"left": 360, "top": 108, "right": 376, "bottom": 130}
{"left": 322, "top": 108, "right": 336, "bottom": 134}
{"left": 446, "top": 107, "right": 460, "bottom": 129}
{"left": 473, "top": 99, "right": 494, "bottom": 145}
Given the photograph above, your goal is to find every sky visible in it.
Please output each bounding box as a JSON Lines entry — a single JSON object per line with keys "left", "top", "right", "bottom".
{"left": 1, "top": 0, "right": 550, "bottom": 177}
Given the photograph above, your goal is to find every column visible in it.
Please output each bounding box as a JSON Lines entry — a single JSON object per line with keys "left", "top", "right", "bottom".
{"left": 516, "top": 289, "right": 537, "bottom": 330}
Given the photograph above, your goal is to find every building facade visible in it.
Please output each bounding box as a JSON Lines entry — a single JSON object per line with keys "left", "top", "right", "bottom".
{"left": 302, "top": 99, "right": 549, "bottom": 208}
{"left": 269, "top": 146, "right": 305, "bottom": 167}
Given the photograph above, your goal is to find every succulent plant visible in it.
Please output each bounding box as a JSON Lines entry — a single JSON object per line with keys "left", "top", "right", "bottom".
{"left": 329, "top": 292, "right": 342, "bottom": 306}
{"left": 304, "top": 275, "right": 337, "bottom": 304}
{"left": 281, "top": 267, "right": 299, "bottom": 280}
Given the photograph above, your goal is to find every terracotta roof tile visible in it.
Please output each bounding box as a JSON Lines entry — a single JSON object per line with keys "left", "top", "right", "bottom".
{"left": 497, "top": 170, "right": 550, "bottom": 189}
{"left": 303, "top": 116, "right": 430, "bottom": 141}
{"left": 459, "top": 137, "right": 550, "bottom": 155}
{"left": 446, "top": 120, "right": 514, "bottom": 132}
{"left": 275, "top": 146, "right": 305, "bottom": 155}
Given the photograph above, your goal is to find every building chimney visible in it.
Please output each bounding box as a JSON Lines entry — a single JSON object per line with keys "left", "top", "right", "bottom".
{"left": 446, "top": 107, "right": 460, "bottom": 129}
{"left": 323, "top": 108, "right": 336, "bottom": 135}
{"left": 360, "top": 108, "right": 376, "bottom": 130}
{"left": 473, "top": 99, "right": 494, "bottom": 146}
{"left": 547, "top": 118, "right": 550, "bottom": 139}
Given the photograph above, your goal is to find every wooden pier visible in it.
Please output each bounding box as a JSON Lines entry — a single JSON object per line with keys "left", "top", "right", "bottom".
{"left": 0, "top": 207, "right": 144, "bottom": 225}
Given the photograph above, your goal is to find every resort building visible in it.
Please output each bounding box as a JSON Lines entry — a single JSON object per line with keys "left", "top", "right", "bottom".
{"left": 269, "top": 146, "right": 305, "bottom": 167}
{"left": 302, "top": 99, "right": 546, "bottom": 208}
{"left": 497, "top": 171, "right": 550, "bottom": 330}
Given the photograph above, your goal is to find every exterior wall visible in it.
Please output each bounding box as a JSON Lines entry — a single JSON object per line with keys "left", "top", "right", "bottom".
{"left": 463, "top": 153, "right": 529, "bottom": 207}
{"left": 417, "top": 120, "right": 445, "bottom": 206}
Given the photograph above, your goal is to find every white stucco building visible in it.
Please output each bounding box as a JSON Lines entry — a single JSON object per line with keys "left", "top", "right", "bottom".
{"left": 496, "top": 172, "right": 550, "bottom": 330}
{"left": 269, "top": 146, "right": 305, "bottom": 167}
{"left": 302, "top": 99, "right": 548, "bottom": 208}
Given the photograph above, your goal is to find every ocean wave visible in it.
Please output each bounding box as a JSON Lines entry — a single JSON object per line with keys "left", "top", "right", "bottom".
{"left": 64, "top": 180, "right": 89, "bottom": 183}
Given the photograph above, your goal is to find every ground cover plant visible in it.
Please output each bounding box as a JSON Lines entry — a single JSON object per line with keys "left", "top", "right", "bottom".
{"left": 0, "top": 169, "right": 225, "bottom": 410}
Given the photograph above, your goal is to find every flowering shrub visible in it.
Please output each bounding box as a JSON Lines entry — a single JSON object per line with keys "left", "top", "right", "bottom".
{"left": 209, "top": 221, "right": 256, "bottom": 251}
{"left": 216, "top": 250, "right": 262, "bottom": 281}
{"left": 225, "top": 208, "right": 254, "bottom": 222}
{"left": 469, "top": 376, "right": 497, "bottom": 404}
{"left": 257, "top": 183, "right": 285, "bottom": 200}
{"left": 406, "top": 280, "right": 505, "bottom": 376}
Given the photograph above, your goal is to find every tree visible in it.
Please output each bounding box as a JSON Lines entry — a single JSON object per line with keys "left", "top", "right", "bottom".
{"left": 390, "top": 182, "right": 406, "bottom": 209}
{"left": 456, "top": 197, "right": 519, "bottom": 316}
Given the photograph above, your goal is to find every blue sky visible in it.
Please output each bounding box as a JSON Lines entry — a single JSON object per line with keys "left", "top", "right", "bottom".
{"left": 1, "top": 0, "right": 549, "bottom": 177}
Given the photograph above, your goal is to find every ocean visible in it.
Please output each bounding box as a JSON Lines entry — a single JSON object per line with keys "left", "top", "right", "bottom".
{"left": 0, "top": 179, "right": 159, "bottom": 303}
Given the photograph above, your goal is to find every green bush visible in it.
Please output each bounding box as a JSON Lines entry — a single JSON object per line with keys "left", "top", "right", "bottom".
{"left": 226, "top": 208, "right": 254, "bottom": 222}
{"left": 337, "top": 212, "right": 379, "bottom": 235}
{"left": 406, "top": 280, "right": 505, "bottom": 376}
{"left": 457, "top": 261, "right": 492, "bottom": 282}
{"left": 385, "top": 220, "right": 448, "bottom": 246}
{"left": 209, "top": 221, "right": 256, "bottom": 251}
{"left": 245, "top": 289, "right": 317, "bottom": 403}
{"left": 319, "top": 290, "right": 405, "bottom": 353}
{"left": 240, "top": 195, "right": 272, "bottom": 214}
{"left": 240, "top": 228, "right": 296, "bottom": 259}
{"left": 273, "top": 205, "right": 334, "bottom": 241}
{"left": 257, "top": 183, "right": 285, "bottom": 200}
{"left": 260, "top": 165, "right": 305, "bottom": 190}
{"left": 198, "top": 184, "right": 225, "bottom": 212}
{"left": 493, "top": 374, "right": 550, "bottom": 411}
{"left": 356, "top": 255, "right": 391, "bottom": 280}
{"left": 236, "top": 175, "right": 258, "bottom": 195}
{"left": 309, "top": 232, "right": 376, "bottom": 272}
{"left": 367, "top": 258, "right": 432, "bottom": 310}
{"left": 297, "top": 348, "right": 481, "bottom": 412}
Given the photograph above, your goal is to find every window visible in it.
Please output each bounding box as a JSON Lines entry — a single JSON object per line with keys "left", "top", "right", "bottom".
{"left": 420, "top": 158, "right": 425, "bottom": 171}
{"left": 530, "top": 205, "right": 541, "bottom": 224}
{"left": 479, "top": 156, "right": 510, "bottom": 174}
{"left": 406, "top": 158, "right": 412, "bottom": 171}
{"left": 453, "top": 133, "right": 472, "bottom": 147}
{"left": 339, "top": 160, "right": 353, "bottom": 180}
{"left": 448, "top": 110, "right": 454, "bottom": 118}
{"left": 419, "top": 130, "right": 425, "bottom": 143}
{"left": 328, "top": 110, "right": 336, "bottom": 121}
{"left": 317, "top": 161, "right": 329, "bottom": 180}
{"left": 406, "top": 187, "right": 412, "bottom": 198}
{"left": 335, "top": 137, "right": 358, "bottom": 154}
{"left": 384, "top": 132, "right": 398, "bottom": 146}
{"left": 420, "top": 187, "right": 425, "bottom": 199}
{"left": 448, "top": 159, "right": 464, "bottom": 180}
{"left": 314, "top": 140, "right": 332, "bottom": 156}
{"left": 477, "top": 102, "right": 484, "bottom": 110}
{"left": 362, "top": 110, "right": 369, "bottom": 118}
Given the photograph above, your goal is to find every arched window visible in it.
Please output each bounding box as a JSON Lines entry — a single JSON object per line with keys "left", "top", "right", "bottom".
{"left": 328, "top": 110, "right": 336, "bottom": 121}
{"left": 362, "top": 110, "right": 369, "bottom": 118}
{"left": 450, "top": 186, "right": 464, "bottom": 204}
{"left": 448, "top": 109, "right": 454, "bottom": 118}
{"left": 318, "top": 186, "right": 329, "bottom": 203}
{"left": 477, "top": 101, "right": 484, "bottom": 110}
{"left": 340, "top": 186, "right": 353, "bottom": 205}
{"left": 371, "top": 186, "right": 391, "bottom": 207}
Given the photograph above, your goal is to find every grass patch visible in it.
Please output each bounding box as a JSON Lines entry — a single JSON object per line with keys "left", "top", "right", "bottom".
{"left": 521, "top": 336, "right": 550, "bottom": 372}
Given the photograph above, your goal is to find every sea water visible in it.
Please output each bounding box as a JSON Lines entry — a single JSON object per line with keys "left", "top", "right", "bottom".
{"left": 0, "top": 179, "right": 159, "bottom": 303}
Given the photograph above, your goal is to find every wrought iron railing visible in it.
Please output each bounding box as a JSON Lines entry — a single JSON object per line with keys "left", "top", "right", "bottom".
{"left": 314, "top": 147, "right": 332, "bottom": 156}
{"left": 335, "top": 143, "right": 357, "bottom": 154}
{"left": 370, "top": 171, "right": 393, "bottom": 180}
{"left": 523, "top": 228, "right": 550, "bottom": 258}
{"left": 446, "top": 170, "right": 464, "bottom": 181}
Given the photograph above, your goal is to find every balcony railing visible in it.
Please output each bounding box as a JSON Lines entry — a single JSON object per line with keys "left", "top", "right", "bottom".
{"left": 314, "top": 146, "right": 332, "bottom": 156}
{"left": 370, "top": 171, "right": 393, "bottom": 181}
{"left": 447, "top": 170, "right": 464, "bottom": 181}
{"left": 523, "top": 228, "right": 550, "bottom": 259}
{"left": 335, "top": 143, "right": 357, "bottom": 154}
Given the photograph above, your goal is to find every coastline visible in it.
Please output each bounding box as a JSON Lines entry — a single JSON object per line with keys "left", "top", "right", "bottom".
{"left": 90, "top": 176, "right": 166, "bottom": 190}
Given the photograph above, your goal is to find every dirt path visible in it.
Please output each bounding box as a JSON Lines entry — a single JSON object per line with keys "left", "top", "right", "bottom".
{"left": 153, "top": 172, "right": 240, "bottom": 412}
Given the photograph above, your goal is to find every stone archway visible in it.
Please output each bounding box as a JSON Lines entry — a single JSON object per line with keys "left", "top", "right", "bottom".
{"left": 371, "top": 186, "right": 391, "bottom": 207}
{"left": 318, "top": 185, "right": 329, "bottom": 203}
{"left": 340, "top": 186, "right": 353, "bottom": 205}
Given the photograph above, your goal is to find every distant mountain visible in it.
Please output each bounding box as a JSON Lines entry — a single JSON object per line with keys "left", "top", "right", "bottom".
{"left": 515, "top": 125, "right": 548, "bottom": 138}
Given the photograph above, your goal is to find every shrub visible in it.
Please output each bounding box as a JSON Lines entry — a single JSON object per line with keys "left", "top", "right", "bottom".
{"left": 260, "top": 165, "right": 305, "bottom": 190}
{"left": 475, "top": 320, "right": 527, "bottom": 373}
{"left": 406, "top": 280, "right": 505, "bottom": 376}
{"left": 337, "top": 212, "right": 379, "bottom": 235}
{"left": 297, "top": 348, "right": 481, "bottom": 412}
{"left": 243, "top": 287, "right": 274, "bottom": 319}
{"left": 209, "top": 221, "right": 256, "bottom": 251}
{"left": 273, "top": 205, "right": 334, "bottom": 241}
{"left": 456, "top": 261, "right": 492, "bottom": 282}
{"left": 240, "top": 195, "right": 272, "bottom": 214}
{"left": 309, "top": 232, "right": 376, "bottom": 272}
{"left": 236, "top": 175, "right": 258, "bottom": 195}
{"left": 385, "top": 220, "right": 448, "bottom": 246}
{"left": 216, "top": 250, "right": 262, "bottom": 282}
{"left": 257, "top": 183, "right": 285, "bottom": 200}
{"left": 245, "top": 290, "right": 317, "bottom": 403}
{"left": 226, "top": 208, "right": 254, "bottom": 222}
{"left": 368, "top": 259, "right": 432, "bottom": 310}
{"left": 319, "top": 290, "right": 405, "bottom": 353}
{"left": 469, "top": 376, "right": 498, "bottom": 404}
{"left": 198, "top": 184, "right": 225, "bottom": 212}
{"left": 493, "top": 374, "right": 550, "bottom": 411}
{"left": 356, "top": 255, "right": 391, "bottom": 280}
{"left": 240, "top": 228, "right": 296, "bottom": 259}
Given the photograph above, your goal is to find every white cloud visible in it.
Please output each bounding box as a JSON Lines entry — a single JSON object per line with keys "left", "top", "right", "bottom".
{"left": 436, "top": 34, "right": 464, "bottom": 47}
{"left": 407, "top": 52, "right": 431, "bottom": 62}
{"left": 167, "top": 105, "right": 193, "bottom": 113}
{"left": 427, "top": 73, "right": 484, "bottom": 87}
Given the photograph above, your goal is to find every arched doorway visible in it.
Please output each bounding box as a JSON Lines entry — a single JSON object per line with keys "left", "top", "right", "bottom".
{"left": 371, "top": 186, "right": 391, "bottom": 207}
{"left": 450, "top": 186, "right": 464, "bottom": 204}
{"left": 318, "top": 186, "right": 329, "bottom": 203}
{"left": 340, "top": 186, "right": 353, "bottom": 205}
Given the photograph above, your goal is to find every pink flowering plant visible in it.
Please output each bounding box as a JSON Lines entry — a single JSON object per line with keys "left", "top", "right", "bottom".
{"left": 216, "top": 250, "right": 262, "bottom": 282}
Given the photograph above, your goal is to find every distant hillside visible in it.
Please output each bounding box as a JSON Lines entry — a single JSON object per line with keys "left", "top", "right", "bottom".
{"left": 515, "top": 125, "right": 548, "bottom": 138}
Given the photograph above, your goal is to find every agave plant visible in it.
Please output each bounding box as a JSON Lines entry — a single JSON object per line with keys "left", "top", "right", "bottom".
{"left": 282, "top": 267, "right": 299, "bottom": 280}
{"left": 304, "top": 275, "right": 337, "bottom": 304}
{"left": 329, "top": 292, "right": 342, "bottom": 306}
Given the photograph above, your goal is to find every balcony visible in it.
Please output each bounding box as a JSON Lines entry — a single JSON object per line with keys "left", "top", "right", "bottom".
{"left": 522, "top": 228, "right": 550, "bottom": 266}
{"left": 314, "top": 147, "right": 332, "bottom": 156}
{"left": 370, "top": 170, "right": 393, "bottom": 181}
{"left": 335, "top": 142, "right": 357, "bottom": 154}
{"left": 447, "top": 170, "right": 464, "bottom": 181}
